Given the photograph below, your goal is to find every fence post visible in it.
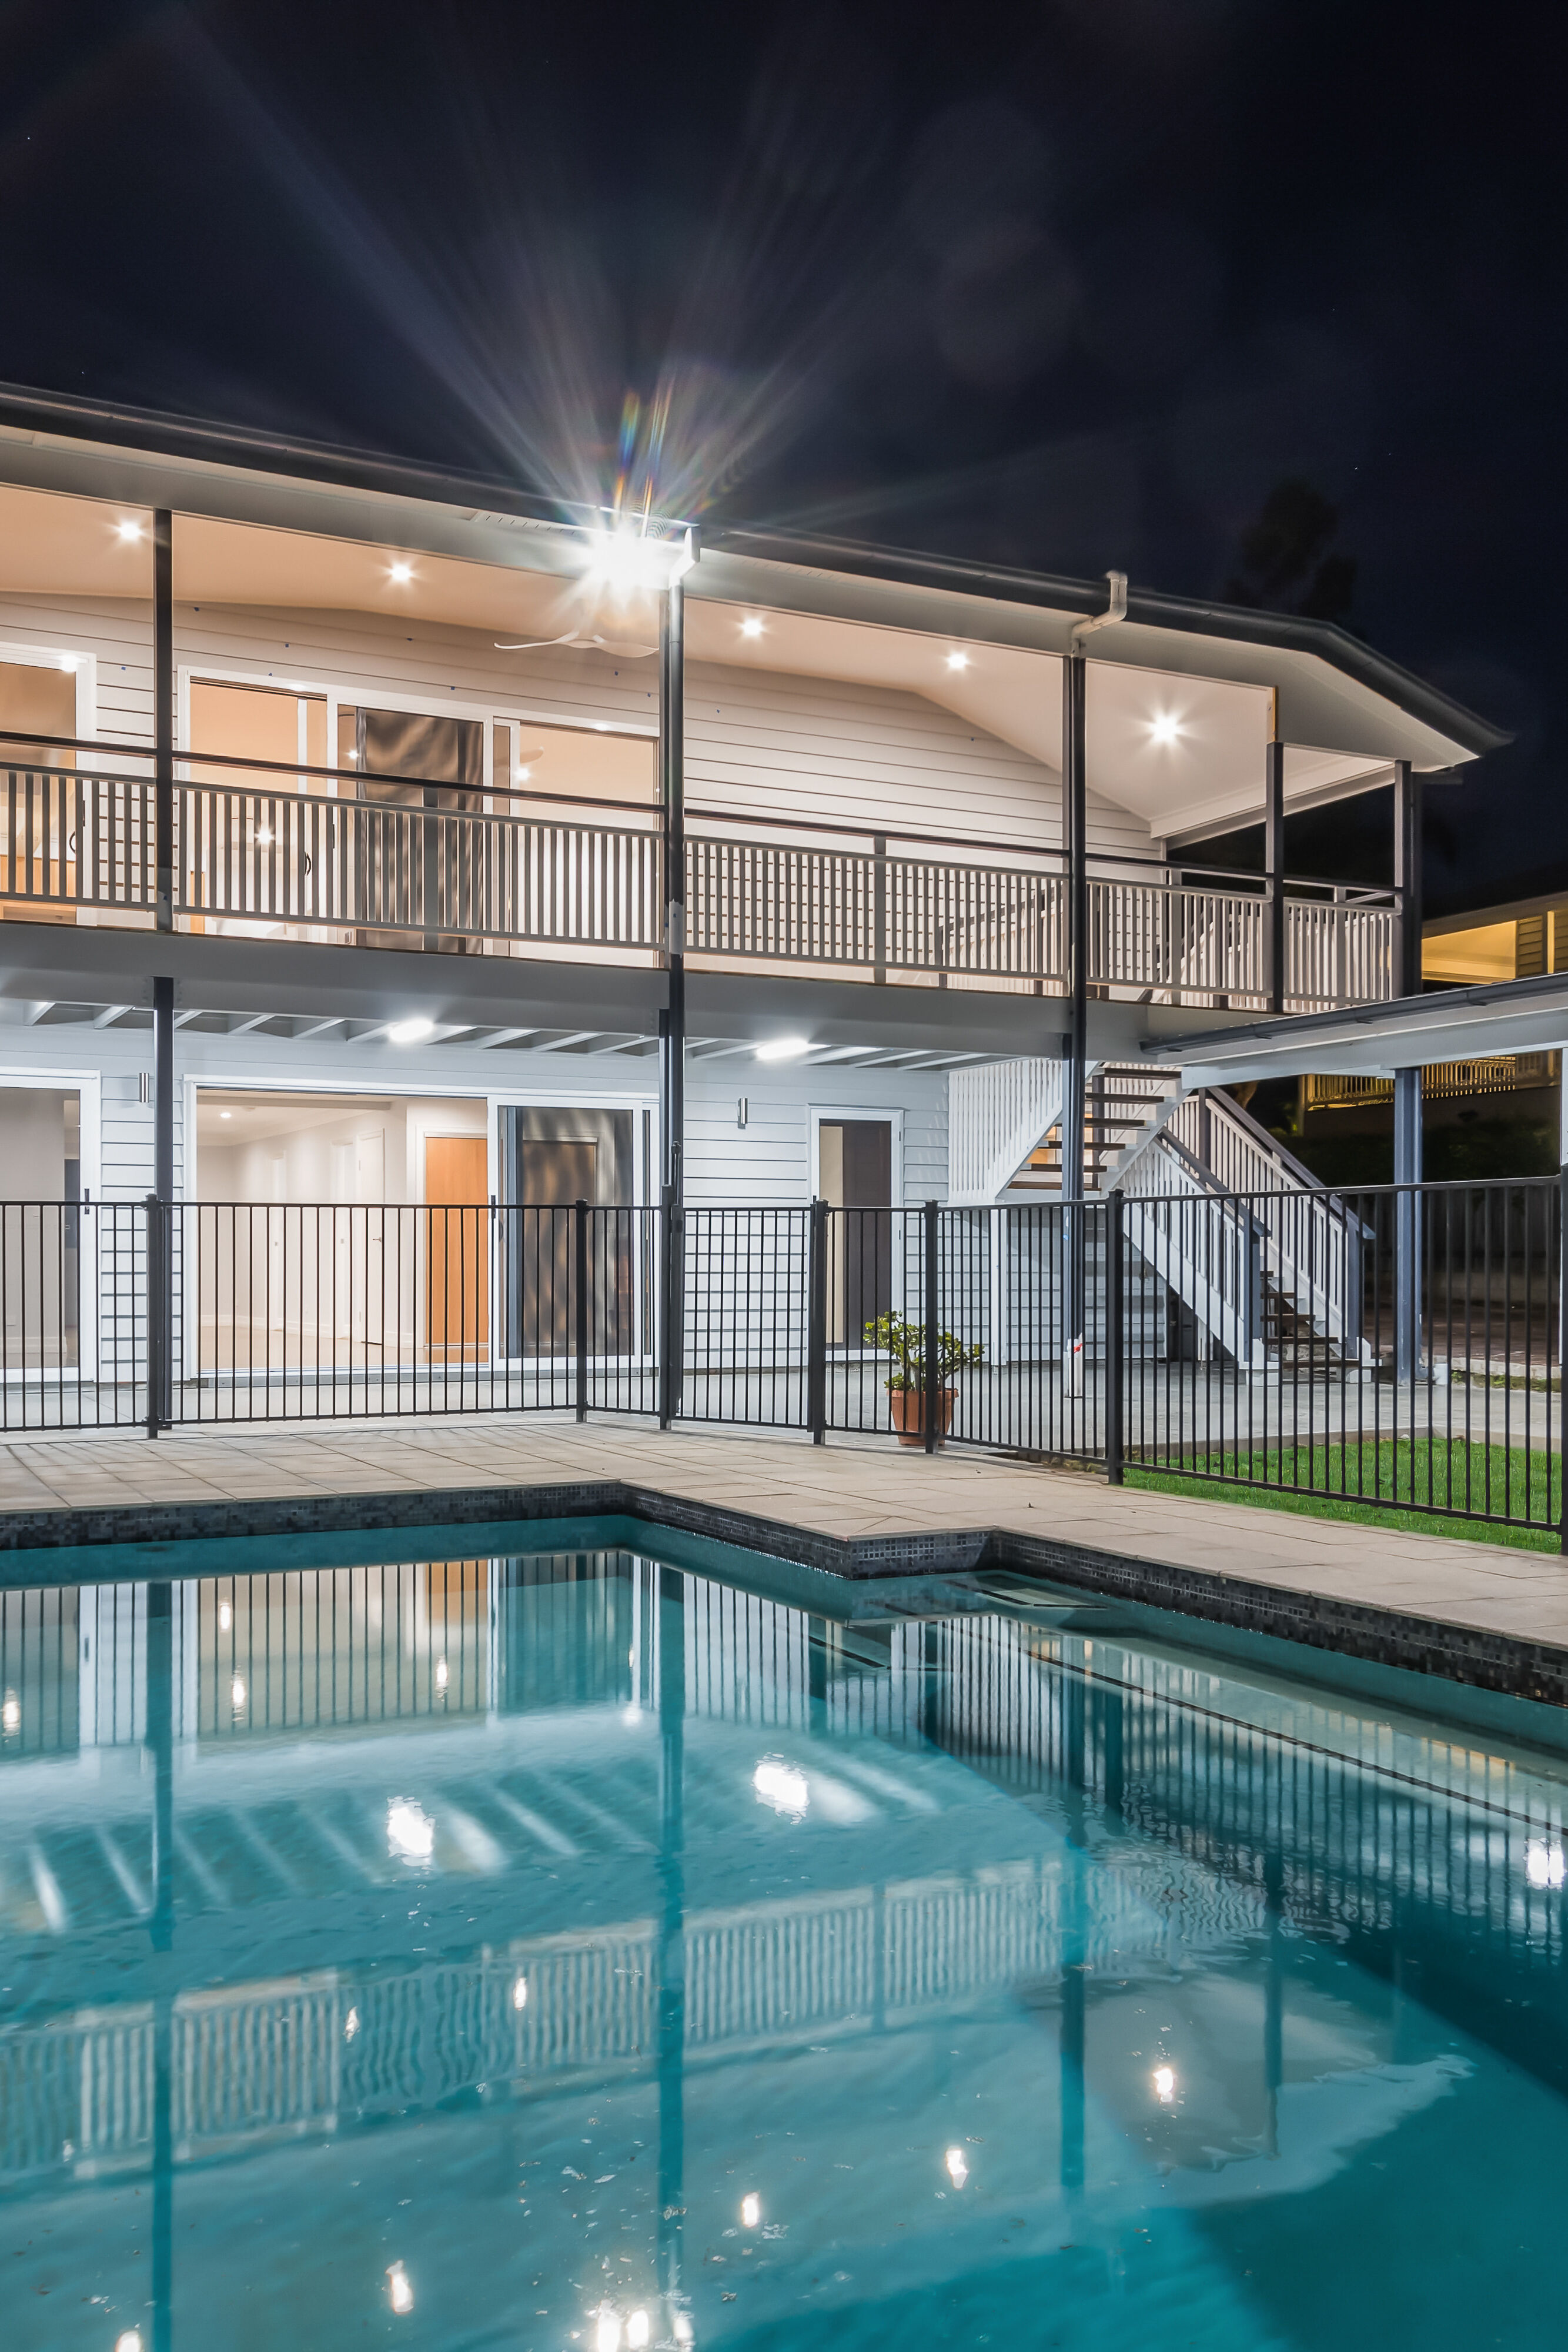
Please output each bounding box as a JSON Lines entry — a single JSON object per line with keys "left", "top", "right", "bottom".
{"left": 924, "top": 1198, "right": 940, "bottom": 1455}
{"left": 807, "top": 1197, "right": 828, "bottom": 1444}
{"left": 658, "top": 1184, "right": 684, "bottom": 1429}
{"left": 574, "top": 1197, "right": 589, "bottom": 1424}
{"left": 145, "top": 1192, "right": 164, "bottom": 1439}
{"left": 1105, "top": 1195, "right": 1124, "bottom": 1484}
{"left": 1559, "top": 1162, "right": 1567, "bottom": 1555}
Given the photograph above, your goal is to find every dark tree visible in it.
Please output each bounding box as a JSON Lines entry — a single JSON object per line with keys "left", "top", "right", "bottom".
{"left": 1225, "top": 480, "right": 1356, "bottom": 624}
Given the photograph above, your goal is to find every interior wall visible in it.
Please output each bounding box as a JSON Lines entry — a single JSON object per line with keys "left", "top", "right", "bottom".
{"left": 0, "top": 1088, "right": 75, "bottom": 1195}
{"left": 195, "top": 1094, "right": 486, "bottom": 1204}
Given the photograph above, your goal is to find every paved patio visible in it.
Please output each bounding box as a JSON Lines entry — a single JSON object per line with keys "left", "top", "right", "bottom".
{"left": 0, "top": 1411, "right": 1565, "bottom": 1672}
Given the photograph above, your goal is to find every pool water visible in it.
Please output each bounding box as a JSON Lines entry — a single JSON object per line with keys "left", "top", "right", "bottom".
{"left": 4, "top": 1520, "right": 1568, "bottom": 2351}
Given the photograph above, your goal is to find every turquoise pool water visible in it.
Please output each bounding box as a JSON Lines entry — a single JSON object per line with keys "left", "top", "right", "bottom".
{"left": 3, "top": 1518, "right": 1567, "bottom": 2350}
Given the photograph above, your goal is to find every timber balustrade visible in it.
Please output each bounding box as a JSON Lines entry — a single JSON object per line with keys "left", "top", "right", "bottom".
{"left": 0, "top": 737, "right": 1394, "bottom": 1008}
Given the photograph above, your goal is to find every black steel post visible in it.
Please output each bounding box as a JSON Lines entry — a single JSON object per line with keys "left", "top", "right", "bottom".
{"left": 1062, "top": 652, "right": 1088, "bottom": 1379}
{"left": 153, "top": 509, "right": 173, "bottom": 934}
{"left": 658, "top": 580, "right": 686, "bottom": 1429}
{"left": 1393, "top": 760, "right": 1424, "bottom": 1382}
{"left": 574, "top": 1197, "right": 589, "bottom": 1422}
{"left": 1265, "top": 735, "right": 1286, "bottom": 1014}
{"left": 152, "top": 974, "right": 175, "bottom": 1429}
{"left": 923, "top": 1197, "right": 940, "bottom": 1454}
{"left": 145, "top": 1192, "right": 163, "bottom": 1437}
{"left": 807, "top": 1197, "right": 828, "bottom": 1444}
{"left": 1105, "top": 1196, "right": 1124, "bottom": 1482}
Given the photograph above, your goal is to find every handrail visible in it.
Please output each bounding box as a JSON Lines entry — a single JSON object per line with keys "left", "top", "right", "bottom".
{"left": 0, "top": 729, "right": 1395, "bottom": 896}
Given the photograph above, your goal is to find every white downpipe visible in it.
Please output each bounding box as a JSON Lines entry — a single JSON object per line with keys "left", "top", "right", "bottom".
{"left": 1068, "top": 571, "right": 1128, "bottom": 656}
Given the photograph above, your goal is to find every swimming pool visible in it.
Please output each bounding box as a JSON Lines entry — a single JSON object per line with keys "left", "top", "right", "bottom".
{"left": 3, "top": 1518, "right": 1566, "bottom": 2350}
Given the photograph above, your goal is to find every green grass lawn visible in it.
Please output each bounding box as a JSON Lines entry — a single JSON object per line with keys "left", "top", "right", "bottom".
{"left": 1125, "top": 1435, "right": 1563, "bottom": 1552}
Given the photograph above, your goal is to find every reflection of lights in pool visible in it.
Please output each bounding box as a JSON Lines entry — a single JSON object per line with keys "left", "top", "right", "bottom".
{"left": 945, "top": 2146, "right": 968, "bottom": 2186}
{"left": 218, "top": 1602, "right": 232, "bottom": 1630}
{"left": 387, "top": 1800, "right": 435, "bottom": 1862}
{"left": 753, "top": 1758, "right": 809, "bottom": 1819}
{"left": 1526, "top": 1840, "right": 1566, "bottom": 1889}
{"left": 344, "top": 2007, "right": 360, "bottom": 2040}
{"left": 512, "top": 1976, "right": 529, "bottom": 2011}
{"left": 1, "top": 1692, "right": 19, "bottom": 1733}
{"left": 115, "top": 2334, "right": 143, "bottom": 2352}
{"left": 627, "top": 2314, "right": 650, "bottom": 2349}
{"left": 1154, "top": 2065, "right": 1176, "bottom": 2103}
{"left": 596, "top": 2312, "right": 621, "bottom": 2352}
{"left": 673, "top": 2319, "right": 694, "bottom": 2346}
{"left": 434, "top": 1659, "right": 448, "bottom": 1691}
{"left": 741, "top": 2192, "right": 761, "bottom": 2227}
{"left": 230, "top": 1678, "right": 246, "bottom": 1710}
{"left": 387, "top": 2261, "right": 414, "bottom": 2313}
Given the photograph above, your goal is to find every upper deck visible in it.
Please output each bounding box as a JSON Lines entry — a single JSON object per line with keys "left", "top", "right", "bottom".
{"left": 0, "top": 386, "right": 1503, "bottom": 1033}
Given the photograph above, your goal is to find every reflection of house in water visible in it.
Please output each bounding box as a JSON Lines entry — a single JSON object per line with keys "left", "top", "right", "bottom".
{"left": 0, "top": 1544, "right": 1564, "bottom": 2352}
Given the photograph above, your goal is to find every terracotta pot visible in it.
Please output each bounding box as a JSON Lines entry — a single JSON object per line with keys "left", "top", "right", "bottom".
{"left": 888, "top": 1387, "right": 957, "bottom": 1448}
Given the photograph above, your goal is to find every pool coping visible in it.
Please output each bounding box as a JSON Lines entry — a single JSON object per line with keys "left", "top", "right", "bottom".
{"left": 2, "top": 1472, "right": 1567, "bottom": 1713}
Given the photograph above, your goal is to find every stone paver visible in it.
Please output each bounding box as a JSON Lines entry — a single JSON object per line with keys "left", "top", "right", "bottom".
{"left": 0, "top": 1411, "right": 1564, "bottom": 1665}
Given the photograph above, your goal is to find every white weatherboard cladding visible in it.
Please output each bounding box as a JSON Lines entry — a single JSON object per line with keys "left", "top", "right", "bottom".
{"left": 0, "top": 595, "right": 1155, "bottom": 857}
{"left": 0, "top": 1020, "right": 950, "bottom": 1206}
{"left": 685, "top": 1063, "right": 946, "bottom": 1206}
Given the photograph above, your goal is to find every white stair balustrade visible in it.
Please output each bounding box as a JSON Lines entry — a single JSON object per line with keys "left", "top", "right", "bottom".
{"left": 948, "top": 1060, "right": 1066, "bottom": 1205}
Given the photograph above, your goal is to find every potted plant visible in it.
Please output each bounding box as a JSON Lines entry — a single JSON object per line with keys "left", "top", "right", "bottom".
{"left": 863, "top": 1309, "right": 983, "bottom": 1447}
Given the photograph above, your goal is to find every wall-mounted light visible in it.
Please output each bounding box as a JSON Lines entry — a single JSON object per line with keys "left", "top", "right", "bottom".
{"left": 387, "top": 1017, "right": 434, "bottom": 1047}
{"left": 755, "top": 1037, "right": 809, "bottom": 1063}
{"left": 737, "top": 1097, "right": 748, "bottom": 1128}
{"left": 58, "top": 654, "right": 79, "bottom": 673}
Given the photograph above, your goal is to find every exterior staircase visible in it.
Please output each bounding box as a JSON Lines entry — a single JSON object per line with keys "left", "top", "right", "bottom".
{"left": 947, "top": 1057, "right": 1366, "bottom": 1371}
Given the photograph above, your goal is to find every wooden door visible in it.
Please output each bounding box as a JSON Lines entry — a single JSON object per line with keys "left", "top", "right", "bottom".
{"left": 425, "top": 1135, "right": 489, "bottom": 1361}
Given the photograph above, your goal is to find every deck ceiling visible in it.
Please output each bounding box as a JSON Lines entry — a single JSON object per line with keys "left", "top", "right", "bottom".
{"left": 0, "top": 475, "right": 1462, "bottom": 837}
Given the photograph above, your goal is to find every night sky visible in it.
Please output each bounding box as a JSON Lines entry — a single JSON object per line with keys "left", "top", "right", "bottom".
{"left": 1, "top": 0, "right": 1561, "bottom": 908}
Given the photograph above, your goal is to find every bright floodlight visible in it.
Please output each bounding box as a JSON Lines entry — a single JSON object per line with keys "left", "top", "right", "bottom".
{"left": 387, "top": 1017, "right": 435, "bottom": 1046}
{"left": 945, "top": 650, "right": 969, "bottom": 670}
{"left": 389, "top": 560, "right": 413, "bottom": 583}
{"left": 387, "top": 1799, "right": 435, "bottom": 1863}
{"left": 116, "top": 520, "right": 143, "bottom": 542}
{"left": 583, "top": 524, "right": 694, "bottom": 595}
{"left": 755, "top": 1037, "right": 810, "bottom": 1062}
